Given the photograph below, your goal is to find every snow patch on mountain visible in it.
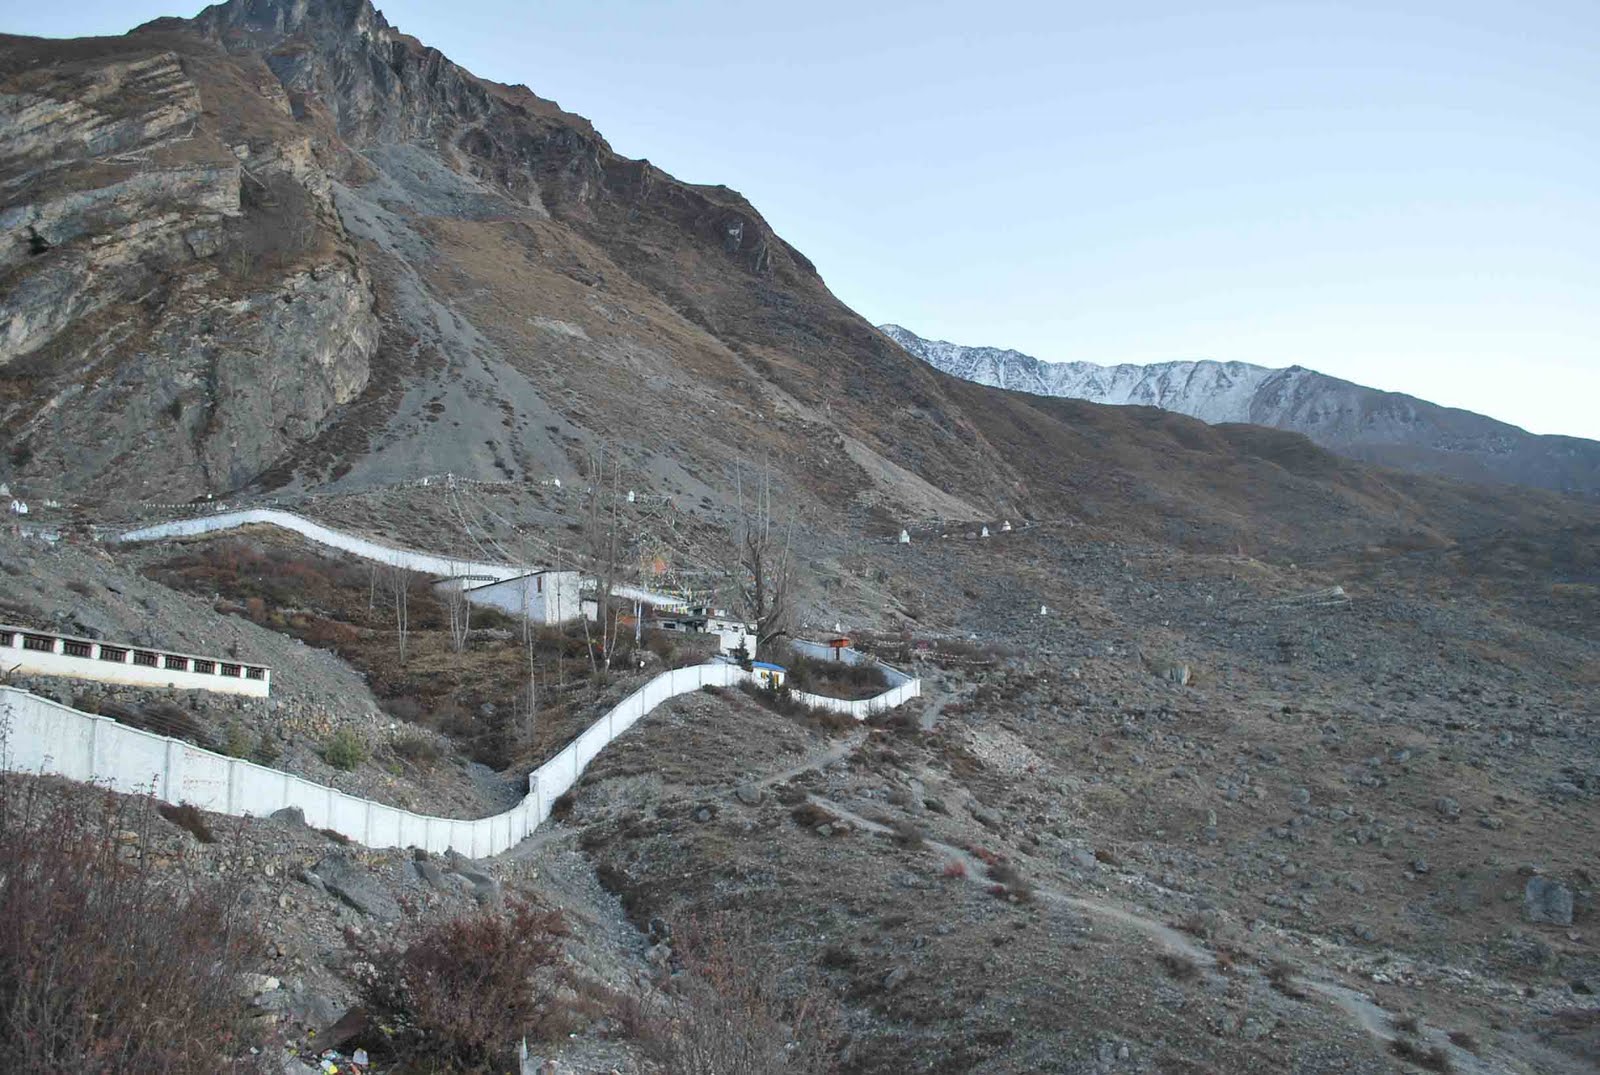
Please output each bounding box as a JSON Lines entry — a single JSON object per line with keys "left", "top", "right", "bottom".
{"left": 879, "top": 323, "right": 1600, "bottom": 496}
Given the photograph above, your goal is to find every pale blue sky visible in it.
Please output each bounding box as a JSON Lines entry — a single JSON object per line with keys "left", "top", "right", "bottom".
{"left": 7, "top": 1, "right": 1598, "bottom": 438}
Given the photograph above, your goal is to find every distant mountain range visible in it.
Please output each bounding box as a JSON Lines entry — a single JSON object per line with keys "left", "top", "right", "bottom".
{"left": 880, "top": 325, "right": 1600, "bottom": 497}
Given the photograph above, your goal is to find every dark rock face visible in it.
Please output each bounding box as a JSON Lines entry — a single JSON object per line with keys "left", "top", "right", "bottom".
{"left": 2, "top": 0, "right": 958, "bottom": 513}
{"left": 0, "top": 28, "right": 377, "bottom": 499}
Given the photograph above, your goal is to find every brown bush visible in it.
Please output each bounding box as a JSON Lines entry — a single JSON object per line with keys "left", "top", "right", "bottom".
{"left": 736, "top": 681, "right": 855, "bottom": 734}
{"left": 1389, "top": 1039, "right": 1454, "bottom": 1072}
{"left": 790, "top": 801, "right": 839, "bottom": 829}
{"left": 100, "top": 698, "right": 212, "bottom": 750}
{"left": 968, "top": 845, "right": 1005, "bottom": 868}
{"left": 356, "top": 900, "right": 569, "bottom": 1072}
{"left": 0, "top": 776, "right": 272, "bottom": 1072}
{"left": 985, "top": 859, "right": 1033, "bottom": 902}
{"left": 890, "top": 819, "right": 926, "bottom": 849}
{"left": 632, "top": 918, "right": 841, "bottom": 1075}
{"left": 391, "top": 732, "right": 443, "bottom": 766}
{"left": 1157, "top": 952, "right": 1200, "bottom": 982}
{"left": 771, "top": 645, "right": 889, "bottom": 701}
{"left": 157, "top": 800, "right": 216, "bottom": 843}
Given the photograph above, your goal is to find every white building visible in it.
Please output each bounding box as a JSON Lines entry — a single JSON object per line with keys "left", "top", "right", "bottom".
{"left": 653, "top": 605, "right": 757, "bottom": 659}
{"left": 0, "top": 624, "right": 270, "bottom": 697}
{"left": 455, "top": 570, "right": 583, "bottom": 625}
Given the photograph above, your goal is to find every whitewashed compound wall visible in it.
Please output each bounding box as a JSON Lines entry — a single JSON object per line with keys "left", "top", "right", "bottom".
{"left": 0, "top": 658, "right": 782, "bottom": 855}
{"left": 787, "top": 638, "right": 915, "bottom": 687}
{"left": 0, "top": 625, "right": 270, "bottom": 698}
{"left": 0, "top": 653, "right": 922, "bottom": 856}
{"left": 790, "top": 679, "right": 921, "bottom": 718}
{"left": 119, "top": 509, "right": 524, "bottom": 582}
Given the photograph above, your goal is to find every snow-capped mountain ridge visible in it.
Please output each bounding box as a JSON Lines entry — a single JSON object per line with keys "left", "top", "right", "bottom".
{"left": 880, "top": 324, "right": 1600, "bottom": 496}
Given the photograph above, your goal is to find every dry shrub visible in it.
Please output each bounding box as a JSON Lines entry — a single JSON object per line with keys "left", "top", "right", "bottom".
{"left": 157, "top": 800, "right": 216, "bottom": 843}
{"left": 391, "top": 731, "right": 443, "bottom": 766}
{"left": 1389, "top": 1038, "right": 1454, "bottom": 1072}
{"left": 735, "top": 681, "right": 855, "bottom": 734}
{"left": 985, "top": 859, "right": 1034, "bottom": 902}
{"left": 100, "top": 698, "right": 212, "bottom": 749}
{"left": 0, "top": 776, "right": 272, "bottom": 1072}
{"left": 633, "top": 918, "right": 841, "bottom": 1075}
{"left": 772, "top": 646, "right": 889, "bottom": 701}
{"left": 1157, "top": 952, "right": 1200, "bottom": 982}
{"left": 968, "top": 845, "right": 1005, "bottom": 868}
{"left": 791, "top": 801, "right": 839, "bottom": 829}
{"left": 890, "top": 819, "right": 926, "bottom": 849}
{"left": 356, "top": 900, "right": 569, "bottom": 1073}
{"left": 941, "top": 859, "right": 968, "bottom": 879}
{"left": 1266, "top": 961, "right": 1308, "bottom": 1000}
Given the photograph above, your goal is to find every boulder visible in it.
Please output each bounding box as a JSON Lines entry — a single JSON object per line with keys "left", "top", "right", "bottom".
{"left": 308, "top": 852, "right": 400, "bottom": 919}
{"left": 452, "top": 864, "right": 502, "bottom": 904}
{"left": 1524, "top": 877, "right": 1574, "bottom": 926}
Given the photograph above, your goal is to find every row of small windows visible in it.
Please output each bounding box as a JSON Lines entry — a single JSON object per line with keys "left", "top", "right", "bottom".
{"left": 2, "top": 630, "right": 265, "bottom": 680}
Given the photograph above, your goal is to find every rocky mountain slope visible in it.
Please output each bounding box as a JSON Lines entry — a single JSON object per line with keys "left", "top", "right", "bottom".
{"left": 0, "top": 0, "right": 1004, "bottom": 524}
{"left": 1, "top": 3, "right": 1596, "bottom": 1073}
{"left": 1, "top": 0, "right": 1592, "bottom": 556}
{"left": 882, "top": 324, "right": 1600, "bottom": 497}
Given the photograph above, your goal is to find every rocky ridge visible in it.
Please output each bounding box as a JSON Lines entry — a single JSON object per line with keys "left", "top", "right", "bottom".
{"left": 882, "top": 323, "right": 1600, "bottom": 496}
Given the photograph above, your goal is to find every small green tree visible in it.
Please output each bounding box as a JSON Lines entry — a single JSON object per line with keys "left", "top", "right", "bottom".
{"left": 322, "top": 729, "right": 367, "bottom": 771}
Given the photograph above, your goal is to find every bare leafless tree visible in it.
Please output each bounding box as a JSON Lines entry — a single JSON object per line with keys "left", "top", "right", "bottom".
{"left": 442, "top": 563, "right": 472, "bottom": 654}
{"left": 386, "top": 560, "right": 412, "bottom": 665}
{"left": 505, "top": 533, "right": 542, "bottom": 750}
{"left": 581, "top": 451, "right": 626, "bottom": 682}
{"left": 733, "top": 464, "right": 796, "bottom": 651}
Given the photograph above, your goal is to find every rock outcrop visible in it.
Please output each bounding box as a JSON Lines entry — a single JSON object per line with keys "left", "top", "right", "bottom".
{"left": 0, "top": 29, "right": 376, "bottom": 498}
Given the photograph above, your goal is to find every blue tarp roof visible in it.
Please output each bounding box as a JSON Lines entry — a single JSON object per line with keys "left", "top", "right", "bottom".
{"left": 751, "top": 661, "right": 786, "bottom": 672}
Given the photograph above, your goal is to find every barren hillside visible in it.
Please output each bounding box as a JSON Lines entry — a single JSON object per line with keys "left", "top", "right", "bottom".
{"left": 0, "top": 2, "right": 1596, "bottom": 1073}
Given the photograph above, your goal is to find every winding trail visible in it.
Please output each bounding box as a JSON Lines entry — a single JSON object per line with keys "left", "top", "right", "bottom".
{"left": 811, "top": 789, "right": 1507, "bottom": 1073}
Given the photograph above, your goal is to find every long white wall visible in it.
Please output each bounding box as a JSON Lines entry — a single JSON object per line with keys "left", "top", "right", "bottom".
{"left": 787, "top": 637, "right": 914, "bottom": 689}
{"left": 0, "top": 664, "right": 737, "bottom": 857}
{"left": 791, "top": 678, "right": 921, "bottom": 718}
{"left": 0, "top": 653, "right": 921, "bottom": 856}
{"left": 118, "top": 509, "right": 525, "bottom": 582}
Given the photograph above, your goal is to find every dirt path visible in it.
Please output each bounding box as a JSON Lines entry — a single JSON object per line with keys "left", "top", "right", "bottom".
{"left": 915, "top": 677, "right": 972, "bottom": 732}
{"left": 807, "top": 792, "right": 1515, "bottom": 1075}
{"left": 749, "top": 731, "right": 865, "bottom": 791}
